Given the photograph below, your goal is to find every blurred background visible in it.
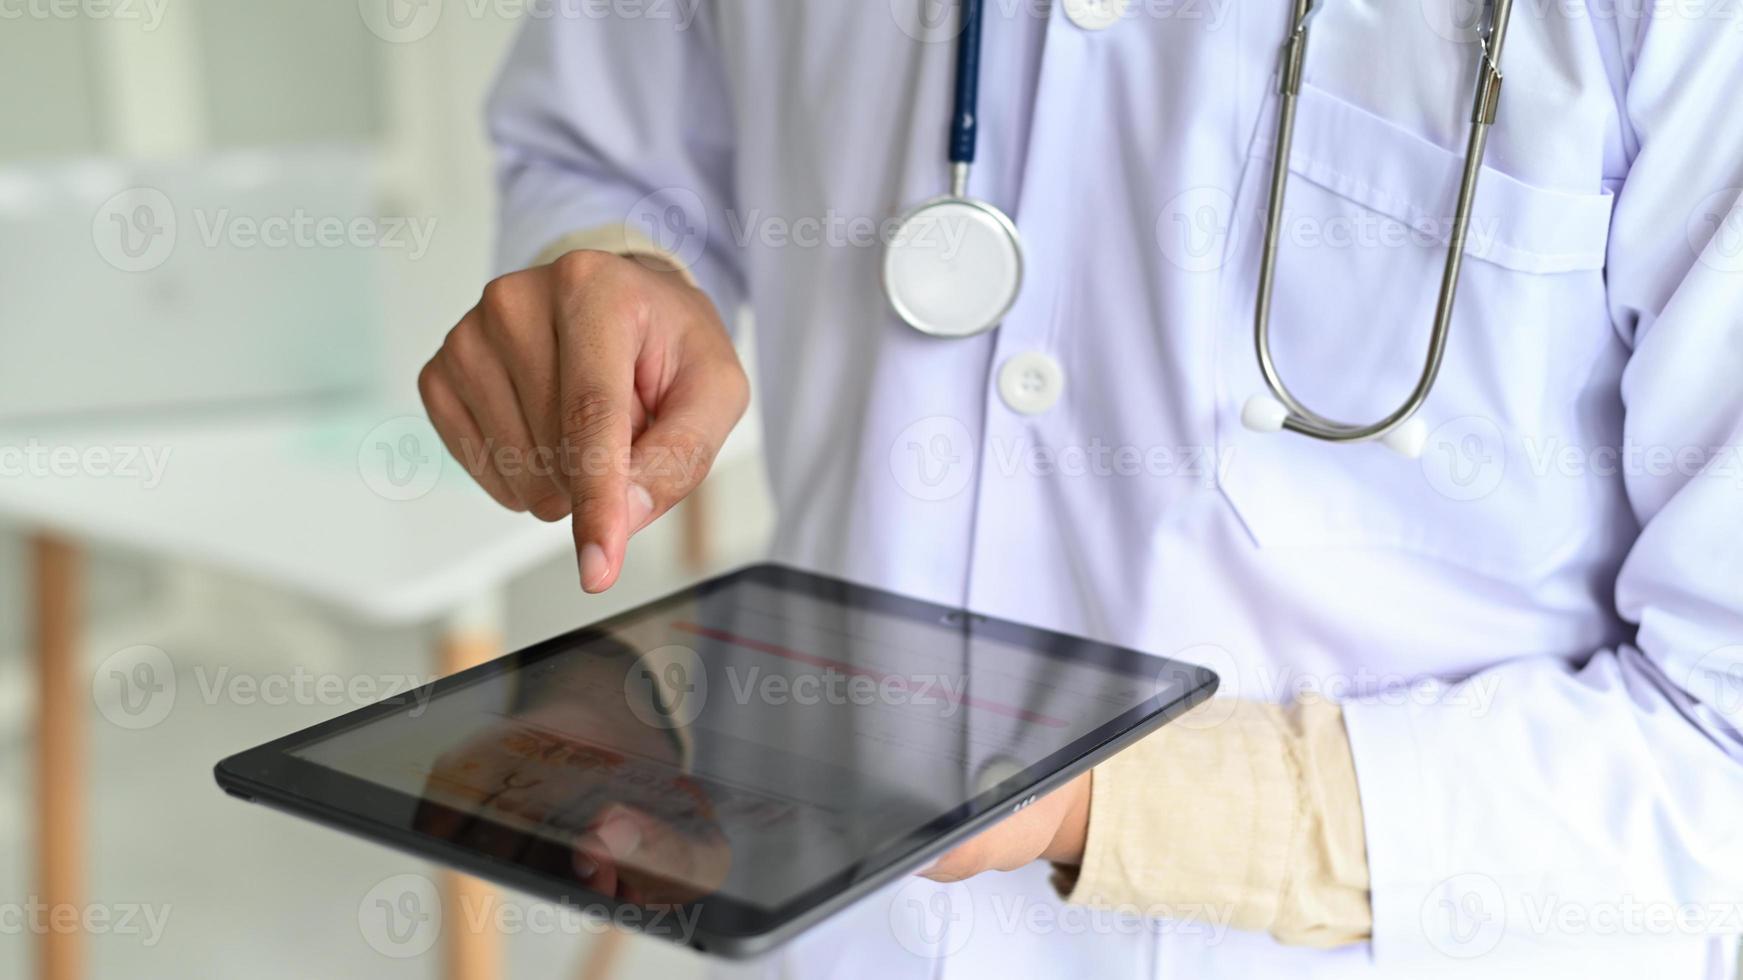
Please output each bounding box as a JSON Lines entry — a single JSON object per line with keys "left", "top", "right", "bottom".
{"left": 0, "top": 2, "right": 767, "bottom": 977}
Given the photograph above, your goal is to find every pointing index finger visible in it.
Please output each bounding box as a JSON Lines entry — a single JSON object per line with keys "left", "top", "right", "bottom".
{"left": 555, "top": 255, "right": 642, "bottom": 593}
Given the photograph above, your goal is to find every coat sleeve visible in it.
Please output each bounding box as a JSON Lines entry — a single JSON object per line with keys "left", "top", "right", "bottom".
{"left": 484, "top": 3, "right": 745, "bottom": 319}
{"left": 1342, "top": 10, "right": 1743, "bottom": 968}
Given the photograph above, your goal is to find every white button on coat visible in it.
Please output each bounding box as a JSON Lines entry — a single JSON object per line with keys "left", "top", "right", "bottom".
{"left": 997, "top": 352, "right": 1064, "bottom": 415}
{"left": 1063, "top": 0, "right": 1128, "bottom": 31}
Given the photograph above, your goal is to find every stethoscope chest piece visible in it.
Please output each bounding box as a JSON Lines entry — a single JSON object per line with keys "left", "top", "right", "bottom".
{"left": 884, "top": 195, "right": 1024, "bottom": 339}
{"left": 883, "top": 0, "right": 1024, "bottom": 339}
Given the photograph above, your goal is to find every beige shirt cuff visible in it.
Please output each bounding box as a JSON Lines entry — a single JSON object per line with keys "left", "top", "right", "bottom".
{"left": 1055, "top": 697, "right": 1372, "bottom": 949}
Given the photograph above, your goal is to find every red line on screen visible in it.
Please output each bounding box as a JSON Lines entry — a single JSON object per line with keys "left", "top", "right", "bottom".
{"left": 670, "top": 621, "right": 1069, "bottom": 728}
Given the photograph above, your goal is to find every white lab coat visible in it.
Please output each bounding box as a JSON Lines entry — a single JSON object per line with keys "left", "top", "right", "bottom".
{"left": 486, "top": 1, "right": 1743, "bottom": 976}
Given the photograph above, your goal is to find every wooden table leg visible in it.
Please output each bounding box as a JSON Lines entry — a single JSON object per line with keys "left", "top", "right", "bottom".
{"left": 34, "top": 534, "right": 83, "bottom": 980}
{"left": 435, "top": 597, "right": 504, "bottom": 980}
{"left": 576, "top": 928, "right": 630, "bottom": 980}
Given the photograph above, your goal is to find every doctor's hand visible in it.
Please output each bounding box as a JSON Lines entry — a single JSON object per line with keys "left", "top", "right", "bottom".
{"left": 919, "top": 772, "right": 1092, "bottom": 883}
{"left": 420, "top": 250, "right": 749, "bottom": 592}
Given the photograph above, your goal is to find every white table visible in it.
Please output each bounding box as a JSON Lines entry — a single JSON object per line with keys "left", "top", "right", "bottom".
{"left": 0, "top": 402, "right": 709, "bottom": 980}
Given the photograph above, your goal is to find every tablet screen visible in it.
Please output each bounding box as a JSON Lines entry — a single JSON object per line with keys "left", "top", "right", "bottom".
{"left": 287, "top": 568, "right": 1185, "bottom": 915}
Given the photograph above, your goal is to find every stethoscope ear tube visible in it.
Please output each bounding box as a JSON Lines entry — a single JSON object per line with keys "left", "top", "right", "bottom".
{"left": 1246, "top": 0, "right": 1515, "bottom": 458}
{"left": 950, "top": 0, "right": 985, "bottom": 166}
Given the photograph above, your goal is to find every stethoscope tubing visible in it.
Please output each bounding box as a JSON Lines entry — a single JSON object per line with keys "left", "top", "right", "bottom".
{"left": 1252, "top": 0, "right": 1515, "bottom": 445}
{"left": 950, "top": 0, "right": 986, "bottom": 166}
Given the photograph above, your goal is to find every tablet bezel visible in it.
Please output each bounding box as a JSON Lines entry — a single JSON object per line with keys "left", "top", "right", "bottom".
{"left": 215, "top": 562, "right": 1218, "bottom": 957}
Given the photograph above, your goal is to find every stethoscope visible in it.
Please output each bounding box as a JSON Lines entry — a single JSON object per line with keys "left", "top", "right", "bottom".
{"left": 882, "top": 0, "right": 1516, "bottom": 460}
{"left": 883, "top": 0, "right": 1024, "bottom": 340}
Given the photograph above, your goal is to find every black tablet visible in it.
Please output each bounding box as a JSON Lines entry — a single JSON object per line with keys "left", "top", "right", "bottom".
{"left": 215, "top": 563, "right": 1217, "bottom": 957}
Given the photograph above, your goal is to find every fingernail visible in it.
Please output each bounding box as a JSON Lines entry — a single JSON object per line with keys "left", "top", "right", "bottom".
{"left": 573, "top": 851, "right": 598, "bottom": 878}
{"left": 596, "top": 815, "right": 642, "bottom": 859}
{"left": 628, "top": 483, "right": 655, "bottom": 533}
{"left": 580, "top": 543, "right": 610, "bottom": 592}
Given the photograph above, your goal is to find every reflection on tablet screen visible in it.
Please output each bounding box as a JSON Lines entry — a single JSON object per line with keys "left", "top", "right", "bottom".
{"left": 292, "top": 579, "right": 1174, "bottom": 912}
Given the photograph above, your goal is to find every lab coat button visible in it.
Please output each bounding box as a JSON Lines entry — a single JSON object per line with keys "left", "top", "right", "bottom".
{"left": 1064, "top": 0, "right": 1128, "bottom": 31}
{"left": 998, "top": 352, "right": 1064, "bottom": 416}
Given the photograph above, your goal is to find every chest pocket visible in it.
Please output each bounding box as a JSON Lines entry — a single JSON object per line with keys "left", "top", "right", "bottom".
{"left": 1213, "top": 84, "right": 1618, "bottom": 584}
